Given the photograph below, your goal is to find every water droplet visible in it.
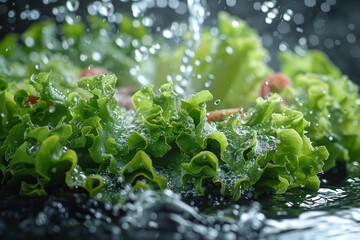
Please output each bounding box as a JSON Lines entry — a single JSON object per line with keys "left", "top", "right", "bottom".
{"left": 309, "top": 35, "right": 320, "bottom": 46}
{"left": 80, "top": 54, "right": 88, "bottom": 62}
{"left": 265, "top": 17, "right": 272, "bottom": 24}
{"left": 99, "top": 2, "right": 114, "bottom": 17}
{"left": 261, "top": 5, "right": 269, "bottom": 13}
{"left": 226, "top": 0, "right": 236, "bottom": 7}
{"left": 278, "top": 22, "right": 290, "bottom": 34}
{"left": 204, "top": 81, "right": 211, "bottom": 88}
{"left": 267, "top": 12, "right": 276, "bottom": 19}
{"left": 49, "top": 106, "right": 56, "bottom": 113}
{"left": 138, "top": 75, "right": 149, "bottom": 85}
{"left": 225, "top": 46, "right": 234, "bottom": 55}
{"left": 279, "top": 42, "right": 288, "bottom": 51}
{"left": 346, "top": 33, "right": 356, "bottom": 44}
{"left": 66, "top": 0, "right": 79, "bottom": 12}
{"left": 214, "top": 99, "right": 221, "bottom": 105}
{"left": 35, "top": 212, "right": 48, "bottom": 226}
{"left": 92, "top": 51, "right": 101, "bottom": 62}
{"left": 320, "top": 2, "right": 331, "bottom": 12}
{"left": 304, "top": 0, "right": 316, "bottom": 8}
{"left": 25, "top": 37, "right": 35, "bottom": 47}
{"left": 174, "top": 84, "right": 185, "bottom": 95}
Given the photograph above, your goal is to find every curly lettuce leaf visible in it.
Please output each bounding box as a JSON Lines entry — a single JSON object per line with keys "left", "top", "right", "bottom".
{"left": 0, "top": 72, "right": 122, "bottom": 196}
{"left": 181, "top": 151, "right": 219, "bottom": 194}
{"left": 1, "top": 71, "right": 329, "bottom": 200}
{"left": 280, "top": 51, "right": 360, "bottom": 171}
{"left": 217, "top": 95, "right": 328, "bottom": 198}
{"left": 121, "top": 150, "right": 167, "bottom": 189}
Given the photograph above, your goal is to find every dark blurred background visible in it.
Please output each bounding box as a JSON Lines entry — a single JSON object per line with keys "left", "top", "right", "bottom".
{"left": 1, "top": 0, "right": 359, "bottom": 84}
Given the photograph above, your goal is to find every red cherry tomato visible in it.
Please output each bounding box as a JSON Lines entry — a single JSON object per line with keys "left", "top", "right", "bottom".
{"left": 206, "top": 108, "right": 244, "bottom": 123}
{"left": 25, "top": 95, "right": 39, "bottom": 104}
{"left": 260, "top": 73, "right": 293, "bottom": 99}
{"left": 80, "top": 66, "right": 108, "bottom": 77}
{"left": 25, "top": 95, "right": 50, "bottom": 107}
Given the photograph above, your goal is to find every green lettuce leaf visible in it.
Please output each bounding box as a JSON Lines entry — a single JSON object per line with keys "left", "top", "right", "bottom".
{"left": 280, "top": 50, "right": 341, "bottom": 79}
{"left": 280, "top": 51, "right": 360, "bottom": 171}
{"left": 181, "top": 151, "right": 219, "bottom": 194}
{"left": 121, "top": 150, "right": 167, "bottom": 189}
{"left": 1, "top": 12, "right": 341, "bottom": 201}
{"left": 217, "top": 95, "right": 328, "bottom": 199}
{"left": 0, "top": 71, "right": 329, "bottom": 200}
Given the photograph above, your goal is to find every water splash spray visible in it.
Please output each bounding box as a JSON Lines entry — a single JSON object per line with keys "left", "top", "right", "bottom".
{"left": 178, "top": 0, "right": 208, "bottom": 97}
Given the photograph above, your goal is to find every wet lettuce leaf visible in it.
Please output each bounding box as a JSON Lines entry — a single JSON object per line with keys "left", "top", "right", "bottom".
{"left": 280, "top": 50, "right": 341, "bottom": 79}
{"left": 217, "top": 95, "right": 328, "bottom": 198}
{"left": 0, "top": 71, "right": 328, "bottom": 200}
{"left": 0, "top": 15, "right": 160, "bottom": 90}
{"left": 280, "top": 50, "right": 360, "bottom": 171}
{"left": 2, "top": 12, "right": 349, "bottom": 201}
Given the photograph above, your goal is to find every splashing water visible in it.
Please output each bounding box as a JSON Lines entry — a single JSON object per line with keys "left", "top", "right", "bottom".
{"left": 131, "top": 0, "right": 154, "bottom": 18}
{"left": 177, "top": 0, "right": 208, "bottom": 97}
{"left": 3, "top": 184, "right": 360, "bottom": 239}
{"left": 188, "top": 0, "right": 207, "bottom": 45}
{"left": 2, "top": 1, "right": 360, "bottom": 239}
